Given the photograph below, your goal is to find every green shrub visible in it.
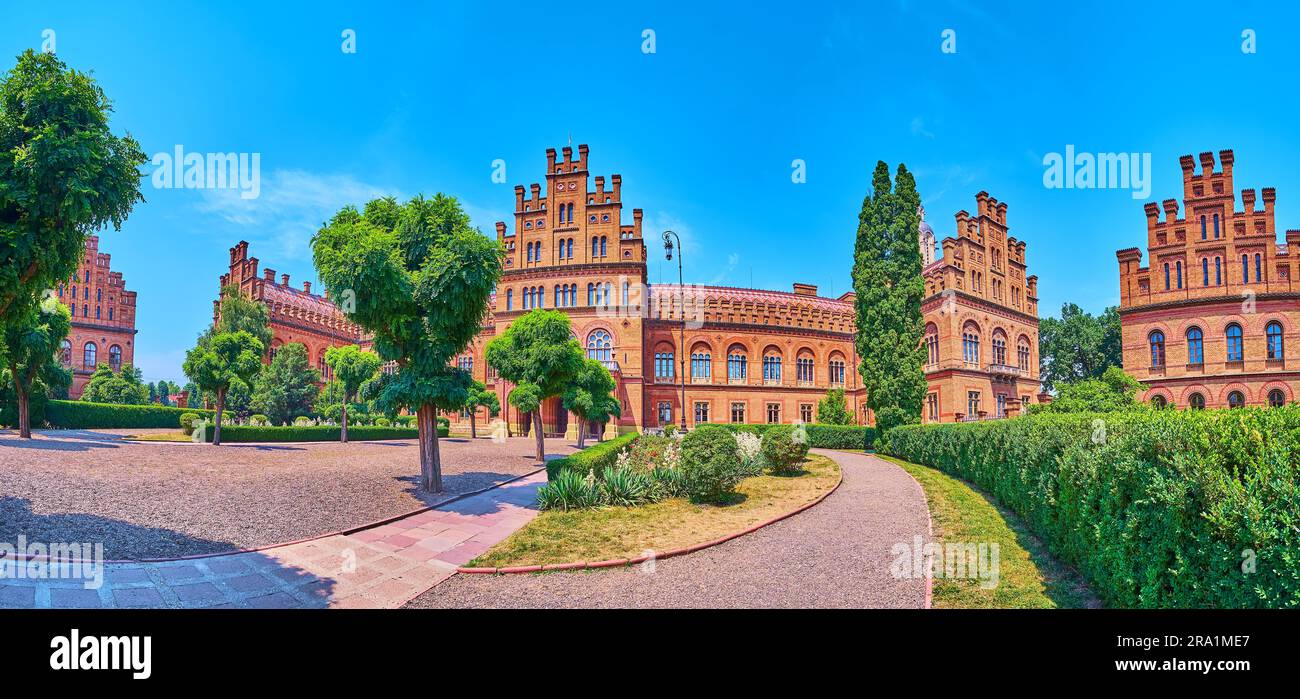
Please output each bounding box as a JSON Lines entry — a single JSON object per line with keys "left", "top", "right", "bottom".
{"left": 374, "top": 417, "right": 391, "bottom": 427}
{"left": 44, "top": 400, "right": 215, "bottom": 429}
{"left": 249, "top": 414, "right": 270, "bottom": 426}
{"left": 761, "top": 425, "right": 810, "bottom": 474}
{"left": 680, "top": 425, "right": 747, "bottom": 503}
{"left": 712, "top": 423, "right": 875, "bottom": 450}
{"left": 536, "top": 470, "right": 598, "bottom": 511}
{"left": 180, "top": 412, "right": 200, "bottom": 436}
{"left": 198, "top": 424, "right": 434, "bottom": 442}
{"left": 880, "top": 409, "right": 1300, "bottom": 609}
{"left": 598, "top": 466, "right": 654, "bottom": 507}
{"left": 545, "top": 432, "right": 638, "bottom": 480}
{"left": 293, "top": 416, "right": 314, "bottom": 427}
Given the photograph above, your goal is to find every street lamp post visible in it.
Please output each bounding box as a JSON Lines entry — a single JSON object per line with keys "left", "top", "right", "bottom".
{"left": 663, "top": 230, "right": 688, "bottom": 432}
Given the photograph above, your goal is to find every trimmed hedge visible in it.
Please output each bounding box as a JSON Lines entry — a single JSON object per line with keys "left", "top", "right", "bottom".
{"left": 714, "top": 423, "right": 876, "bottom": 451}
{"left": 545, "top": 431, "right": 638, "bottom": 480}
{"left": 45, "top": 400, "right": 215, "bottom": 429}
{"left": 198, "top": 424, "right": 440, "bottom": 442}
{"left": 881, "top": 409, "right": 1300, "bottom": 608}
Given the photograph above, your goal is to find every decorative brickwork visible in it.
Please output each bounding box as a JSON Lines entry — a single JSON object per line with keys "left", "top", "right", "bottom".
{"left": 59, "top": 235, "right": 138, "bottom": 398}
{"left": 1116, "top": 149, "right": 1300, "bottom": 408}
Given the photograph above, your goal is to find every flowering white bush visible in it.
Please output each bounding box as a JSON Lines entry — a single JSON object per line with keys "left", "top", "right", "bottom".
{"left": 615, "top": 447, "right": 632, "bottom": 471}
{"left": 662, "top": 440, "right": 681, "bottom": 470}
{"left": 734, "top": 432, "right": 763, "bottom": 465}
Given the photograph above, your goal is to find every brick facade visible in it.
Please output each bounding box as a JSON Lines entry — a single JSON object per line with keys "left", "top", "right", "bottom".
{"left": 60, "top": 235, "right": 138, "bottom": 398}
{"left": 920, "top": 194, "right": 1043, "bottom": 422}
{"left": 1116, "top": 149, "right": 1300, "bottom": 409}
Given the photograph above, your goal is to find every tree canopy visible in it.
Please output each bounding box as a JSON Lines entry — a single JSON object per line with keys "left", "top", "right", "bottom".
{"left": 486, "top": 309, "right": 583, "bottom": 460}
{"left": 562, "top": 357, "right": 620, "bottom": 448}
{"left": 251, "top": 342, "right": 321, "bottom": 425}
{"left": 815, "top": 388, "right": 852, "bottom": 425}
{"left": 852, "top": 161, "right": 927, "bottom": 432}
{"left": 0, "top": 50, "right": 146, "bottom": 322}
{"left": 80, "top": 362, "right": 149, "bottom": 405}
{"left": 312, "top": 193, "right": 501, "bottom": 491}
{"left": 183, "top": 330, "right": 264, "bottom": 445}
{"left": 323, "top": 344, "right": 381, "bottom": 441}
{"left": 1038, "top": 303, "right": 1123, "bottom": 392}
{"left": 1029, "top": 366, "right": 1144, "bottom": 414}
{"left": 0, "top": 297, "right": 71, "bottom": 435}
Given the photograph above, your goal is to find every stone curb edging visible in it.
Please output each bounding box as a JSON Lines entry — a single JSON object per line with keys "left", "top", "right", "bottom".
{"left": 0, "top": 464, "right": 549, "bottom": 566}
{"left": 455, "top": 459, "right": 846, "bottom": 576}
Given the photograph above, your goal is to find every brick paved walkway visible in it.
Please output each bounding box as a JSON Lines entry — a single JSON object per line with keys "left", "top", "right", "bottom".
{"left": 0, "top": 471, "right": 546, "bottom": 609}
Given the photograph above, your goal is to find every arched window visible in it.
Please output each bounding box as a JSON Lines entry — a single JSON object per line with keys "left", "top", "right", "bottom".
{"left": 1186, "top": 327, "right": 1203, "bottom": 365}
{"left": 526, "top": 242, "right": 533, "bottom": 262}
{"left": 83, "top": 342, "right": 97, "bottom": 369}
{"left": 1267, "top": 321, "right": 1284, "bottom": 360}
{"left": 95, "top": 306, "right": 101, "bottom": 319}
{"left": 762, "top": 350, "right": 782, "bottom": 383}
{"left": 591, "top": 238, "right": 599, "bottom": 257}
{"left": 108, "top": 345, "right": 122, "bottom": 371}
{"left": 1149, "top": 331, "right": 1165, "bottom": 367}
{"left": 1202, "top": 258, "right": 1209, "bottom": 286}
{"left": 962, "top": 324, "right": 980, "bottom": 365}
{"left": 1176, "top": 260, "right": 1183, "bottom": 289}
{"left": 554, "top": 285, "right": 562, "bottom": 307}
{"left": 796, "top": 354, "right": 815, "bottom": 383}
{"left": 458, "top": 355, "right": 473, "bottom": 373}
{"left": 1268, "top": 389, "right": 1286, "bottom": 408}
{"left": 506, "top": 289, "right": 513, "bottom": 310}
{"left": 991, "top": 332, "right": 1007, "bottom": 366}
{"left": 587, "top": 283, "right": 595, "bottom": 306}
{"left": 1017, "top": 337, "right": 1031, "bottom": 371}
{"left": 727, "top": 348, "right": 748, "bottom": 381}
{"left": 1242, "top": 254, "right": 1249, "bottom": 284}
{"left": 925, "top": 324, "right": 939, "bottom": 365}
{"left": 691, "top": 348, "right": 712, "bottom": 379}
{"left": 566, "top": 203, "right": 574, "bottom": 223}
{"left": 586, "top": 330, "right": 612, "bottom": 363}
{"left": 1227, "top": 390, "right": 1245, "bottom": 408}
{"left": 1189, "top": 392, "right": 1205, "bottom": 410}
{"left": 1214, "top": 213, "right": 1220, "bottom": 238}
{"left": 1215, "top": 257, "right": 1222, "bottom": 285}
{"left": 1200, "top": 215, "right": 1207, "bottom": 240}
{"left": 654, "top": 349, "right": 675, "bottom": 379}
{"left": 1255, "top": 253, "right": 1262, "bottom": 282}
{"left": 600, "top": 236, "right": 607, "bottom": 257}
{"left": 1225, "top": 323, "right": 1243, "bottom": 362}
{"left": 96, "top": 288, "right": 101, "bottom": 301}
{"left": 1164, "top": 263, "right": 1170, "bottom": 290}
{"left": 108, "top": 308, "right": 113, "bottom": 321}
{"left": 60, "top": 339, "right": 71, "bottom": 365}
{"left": 1150, "top": 395, "right": 1167, "bottom": 408}
{"left": 318, "top": 352, "right": 330, "bottom": 380}
{"left": 828, "top": 356, "right": 846, "bottom": 385}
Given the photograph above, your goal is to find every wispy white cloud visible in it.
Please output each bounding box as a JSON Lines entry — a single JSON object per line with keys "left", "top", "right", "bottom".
{"left": 911, "top": 116, "right": 936, "bottom": 139}
{"left": 195, "top": 169, "right": 398, "bottom": 261}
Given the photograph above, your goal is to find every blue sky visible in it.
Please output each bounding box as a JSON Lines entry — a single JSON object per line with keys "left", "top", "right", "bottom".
{"left": 4, "top": 1, "right": 1298, "bottom": 382}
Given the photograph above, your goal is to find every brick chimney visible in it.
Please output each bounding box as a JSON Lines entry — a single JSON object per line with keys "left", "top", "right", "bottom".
{"left": 281, "top": 273, "right": 289, "bottom": 286}
{"left": 303, "top": 281, "right": 312, "bottom": 294}
{"left": 792, "top": 283, "right": 818, "bottom": 296}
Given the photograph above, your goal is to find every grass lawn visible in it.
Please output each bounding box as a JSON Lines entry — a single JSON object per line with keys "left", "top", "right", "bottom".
{"left": 125, "top": 432, "right": 193, "bottom": 442}
{"left": 470, "top": 453, "right": 841, "bottom": 568}
{"left": 877, "top": 455, "right": 1099, "bottom": 609}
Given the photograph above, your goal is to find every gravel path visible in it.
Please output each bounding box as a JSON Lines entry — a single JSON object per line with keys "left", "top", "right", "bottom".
{"left": 0, "top": 430, "right": 575, "bottom": 560}
{"left": 406, "top": 450, "right": 932, "bottom": 608}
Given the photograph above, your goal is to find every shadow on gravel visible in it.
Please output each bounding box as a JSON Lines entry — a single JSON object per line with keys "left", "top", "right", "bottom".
{"left": 393, "top": 471, "right": 536, "bottom": 508}
{"left": 0, "top": 434, "right": 121, "bottom": 452}
{"left": 0, "top": 496, "right": 240, "bottom": 559}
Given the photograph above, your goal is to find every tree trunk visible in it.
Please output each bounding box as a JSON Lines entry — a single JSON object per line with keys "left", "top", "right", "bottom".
{"left": 470, "top": 410, "right": 477, "bottom": 439}
{"left": 213, "top": 389, "right": 225, "bottom": 446}
{"left": 341, "top": 401, "right": 349, "bottom": 443}
{"left": 15, "top": 381, "right": 31, "bottom": 439}
{"left": 532, "top": 410, "right": 545, "bottom": 463}
{"left": 576, "top": 417, "right": 586, "bottom": 449}
{"left": 417, "top": 404, "right": 443, "bottom": 493}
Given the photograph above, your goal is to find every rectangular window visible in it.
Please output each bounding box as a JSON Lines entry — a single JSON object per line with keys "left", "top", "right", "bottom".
{"left": 927, "top": 393, "right": 938, "bottom": 422}
{"left": 657, "top": 402, "right": 672, "bottom": 425}
{"left": 654, "top": 352, "right": 675, "bottom": 379}
{"left": 694, "top": 401, "right": 710, "bottom": 424}
{"left": 966, "top": 391, "right": 980, "bottom": 418}
{"left": 730, "top": 402, "right": 746, "bottom": 424}
{"left": 996, "top": 394, "right": 1006, "bottom": 418}
{"left": 799, "top": 404, "right": 813, "bottom": 423}
{"left": 766, "top": 403, "right": 780, "bottom": 424}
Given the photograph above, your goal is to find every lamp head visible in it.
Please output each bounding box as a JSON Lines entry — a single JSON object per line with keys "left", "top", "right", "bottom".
{"left": 662, "top": 231, "right": 674, "bottom": 260}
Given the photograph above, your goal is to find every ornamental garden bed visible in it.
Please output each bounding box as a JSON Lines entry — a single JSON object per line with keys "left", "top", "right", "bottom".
{"left": 468, "top": 430, "right": 840, "bottom": 569}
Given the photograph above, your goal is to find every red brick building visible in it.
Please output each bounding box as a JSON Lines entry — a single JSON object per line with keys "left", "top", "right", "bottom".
{"left": 920, "top": 194, "right": 1043, "bottom": 422}
{"left": 218, "top": 241, "right": 368, "bottom": 382}
{"left": 1116, "top": 149, "right": 1300, "bottom": 408}
{"left": 59, "top": 235, "right": 139, "bottom": 398}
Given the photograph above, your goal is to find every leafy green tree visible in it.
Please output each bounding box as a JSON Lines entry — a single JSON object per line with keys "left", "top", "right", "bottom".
{"left": 486, "top": 310, "right": 584, "bottom": 461}
{"left": 562, "top": 358, "right": 620, "bottom": 448}
{"left": 462, "top": 379, "right": 500, "bottom": 439}
{"left": 312, "top": 194, "right": 501, "bottom": 492}
{"left": 1029, "top": 366, "right": 1145, "bottom": 414}
{"left": 0, "top": 50, "right": 146, "bottom": 325}
{"left": 203, "top": 284, "right": 273, "bottom": 348}
{"left": 147, "top": 381, "right": 157, "bottom": 404}
{"left": 251, "top": 342, "right": 321, "bottom": 426}
{"left": 852, "top": 161, "right": 927, "bottom": 433}
{"left": 1038, "top": 303, "right": 1124, "bottom": 392}
{"left": 0, "top": 299, "right": 71, "bottom": 436}
{"left": 323, "top": 344, "right": 381, "bottom": 442}
{"left": 183, "top": 330, "right": 264, "bottom": 445}
{"left": 80, "top": 363, "right": 149, "bottom": 405}
{"left": 815, "top": 388, "right": 852, "bottom": 425}
{"left": 182, "top": 382, "right": 201, "bottom": 409}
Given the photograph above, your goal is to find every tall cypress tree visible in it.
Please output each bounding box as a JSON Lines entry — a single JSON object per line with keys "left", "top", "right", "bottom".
{"left": 852, "top": 162, "right": 927, "bottom": 432}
